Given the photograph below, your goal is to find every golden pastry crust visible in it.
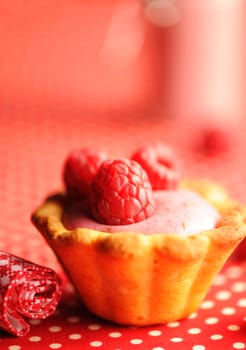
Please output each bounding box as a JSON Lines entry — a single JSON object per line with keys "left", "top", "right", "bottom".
{"left": 31, "top": 179, "right": 246, "bottom": 326}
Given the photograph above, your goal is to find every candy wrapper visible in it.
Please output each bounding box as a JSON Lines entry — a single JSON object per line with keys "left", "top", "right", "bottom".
{"left": 0, "top": 251, "right": 62, "bottom": 336}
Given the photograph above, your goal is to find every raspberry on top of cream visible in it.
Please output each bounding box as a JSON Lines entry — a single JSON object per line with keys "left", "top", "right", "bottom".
{"left": 131, "top": 142, "right": 180, "bottom": 190}
{"left": 63, "top": 189, "right": 220, "bottom": 236}
{"left": 62, "top": 143, "right": 220, "bottom": 234}
{"left": 90, "top": 158, "right": 155, "bottom": 225}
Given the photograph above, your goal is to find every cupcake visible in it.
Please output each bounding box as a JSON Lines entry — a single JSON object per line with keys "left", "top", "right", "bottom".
{"left": 31, "top": 144, "right": 246, "bottom": 326}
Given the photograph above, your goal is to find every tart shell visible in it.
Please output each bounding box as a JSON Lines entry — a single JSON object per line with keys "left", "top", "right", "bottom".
{"left": 31, "top": 180, "right": 246, "bottom": 326}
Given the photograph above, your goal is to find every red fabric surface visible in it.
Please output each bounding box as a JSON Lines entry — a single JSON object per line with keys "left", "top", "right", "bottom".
{"left": 0, "top": 110, "right": 246, "bottom": 349}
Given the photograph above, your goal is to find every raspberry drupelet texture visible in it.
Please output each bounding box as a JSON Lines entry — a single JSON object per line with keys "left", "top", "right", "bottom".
{"left": 90, "top": 158, "right": 156, "bottom": 225}
{"left": 131, "top": 143, "right": 180, "bottom": 190}
{"left": 63, "top": 147, "right": 108, "bottom": 197}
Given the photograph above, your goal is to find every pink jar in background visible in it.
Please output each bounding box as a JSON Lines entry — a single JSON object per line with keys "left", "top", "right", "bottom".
{"left": 158, "top": 0, "right": 246, "bottom": 127}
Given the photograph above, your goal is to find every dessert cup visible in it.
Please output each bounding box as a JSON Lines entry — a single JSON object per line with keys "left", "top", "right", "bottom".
{"left": 31, "top": 179, "right": 246, "bottom": 326}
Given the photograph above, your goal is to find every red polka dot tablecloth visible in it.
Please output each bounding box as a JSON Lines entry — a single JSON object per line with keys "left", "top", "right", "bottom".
{"left": 0, "top": 108, "right": 246, "bottom": 350}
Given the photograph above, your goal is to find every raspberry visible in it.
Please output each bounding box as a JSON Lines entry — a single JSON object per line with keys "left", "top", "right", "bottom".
{"left": 199, "top": 126, "right": 232, "bottom": 155}
{"left": 131, "top": 143, "right": 180, "bottom": 190}
{"left": 90, "top": 158, "right": 155, "bottom": 225}
{"left": 63, "top": 147, "right": 108, "bottom": 197}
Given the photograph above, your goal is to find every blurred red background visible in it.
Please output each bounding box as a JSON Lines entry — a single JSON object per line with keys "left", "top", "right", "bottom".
{"left": 0, "top": 0, "right": 246, "bottom": 122}
{"left": 0, "top": 0, "right": 161, "bottom": 114}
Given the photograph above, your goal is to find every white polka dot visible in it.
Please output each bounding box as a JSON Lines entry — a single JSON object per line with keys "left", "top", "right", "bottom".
{"left": 233, "top": 343, "right": 246, "bottom": 349}
{"left": 29, "top": 319, "right": 41, "bottom": 325}
{"left": 205, "top": 317, "right": 219, "bottom": 325}
{"left": 65, "top": 284, "right": 75, "bottom": 293}
{"left": 69, "top": 334, "right": 82, "bottom": 340}
{"left": 149, "top": 330, "right": 162, "bottom": 336}
{"left": 167, "top": 321, "right": 180, "bottom": 328}
{"left": 8, "top": 346, "right": 21, "bottom": 350}
{"left": 29, "top": 336, "right": 41, "bottom": 342}
{"left": 67, "top": 316, "right": 80, "bottom": 323}
{"left": 226, "top": 266, "right": 242, "bottom": 278}
{"left": 49, "top": 344, "right": 62, "bottom": 349}
{"left": 152, "top": 347, "right": 165, "bottom": 350}
{"left": 188, "top": 312, "right": 198, "bottom": 319}
{"left": 130, "top": 339, "right": 143, "bottom": 345}
{"left": 49, "top": 326, "right": 61, "bottom": 333}
{"left": 213, "top": 274, "right": 226, "bottom": 286}
{"left": 215, "top": 290, "right": 231, "bottom": 300}
{"left": 88, "top": 324, "right": 102, "bottom": 330}
{"left": 231, "top": 281, "right": 246, "bottom": 293}
{"left": 221, "top": 307, "right": 236, "bottom": 315}
{"left": 237, "top": 298, "right": 246, "bottom": 307}
{"left": 228, "top": 324, "right": 240, "bottom": 331}
{"left": 188, "top": 328, "right": 201, "bottom": 335}
{"left": 192, "top": 346, "right": 206, "bottom": 350}
{"left": 170, "top": 337, "right": 183, "bottom": 343}
{"left": 109, "top": 332, "right": 122, "bottom": 338}
{"left": 200, "top": 300, "right": 215, "bottom": 309}
{"left": 210, "top": 334, "right": 223, "bottom": 340}
{"left": 90, "top": 341, "right": 103, "bottom": 347}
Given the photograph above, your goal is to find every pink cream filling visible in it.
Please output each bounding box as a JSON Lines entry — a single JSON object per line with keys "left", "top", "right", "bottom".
{"left": 63, "top": 189, "right": 220, "bottom": 236}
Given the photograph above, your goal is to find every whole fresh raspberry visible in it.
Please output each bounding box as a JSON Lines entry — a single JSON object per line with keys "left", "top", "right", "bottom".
{"left": 63, "top": 147, "right": 108, "bottom": 197}
{"left": 90, "top": 158, "right": 155, "bottom": 225}
{"left": 199, "top": 126, "right": 232, "bottom": 156}
{"left": 131, "top": 143, "right": 180, "bottom": 190}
